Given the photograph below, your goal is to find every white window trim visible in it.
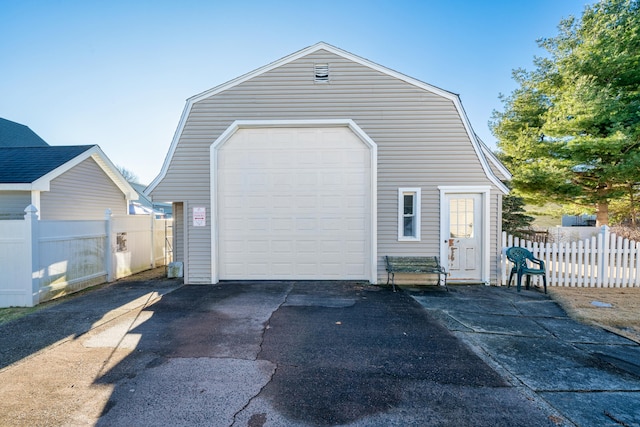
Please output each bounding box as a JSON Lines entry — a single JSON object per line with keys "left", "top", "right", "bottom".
{"left": 398, "top": 188, "right": 421, "bottom": 241}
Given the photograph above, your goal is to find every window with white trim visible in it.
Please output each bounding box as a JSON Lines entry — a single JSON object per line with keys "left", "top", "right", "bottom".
{"left": 398, "top": 188, "right": 421, "bottom": 241}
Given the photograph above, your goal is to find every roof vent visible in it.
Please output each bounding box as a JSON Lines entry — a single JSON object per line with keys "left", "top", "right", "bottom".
{"left": 314, "top": 64, "right": 329, "bottom": 82}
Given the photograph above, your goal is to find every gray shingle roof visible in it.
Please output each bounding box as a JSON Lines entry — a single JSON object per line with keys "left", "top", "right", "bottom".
{"left": 0, "top": 118, "right": 49, "bottom": 147}
{"left": 0, "top": 146, "right": 95, "bottom": 183}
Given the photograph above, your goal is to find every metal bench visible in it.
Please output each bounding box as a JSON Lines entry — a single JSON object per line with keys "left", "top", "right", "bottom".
{"left": 385, "top": 256, "right": 448, "bottom": 292}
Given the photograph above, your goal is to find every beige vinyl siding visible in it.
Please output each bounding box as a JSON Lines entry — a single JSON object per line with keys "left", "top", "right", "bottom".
{"left": 152, "top": 49, "right": 503, "bottom": 284}
{"left": 40, "top": 157, "right": 127, "bottom": 220}
{"left": 0, "top": 191, "right": 31, "bottom": 219}
{"left": 185, "top": 201, "right": 211, "bottom": 283}
{"left": 173, "top": 202, "right": 184, "bottom": 264}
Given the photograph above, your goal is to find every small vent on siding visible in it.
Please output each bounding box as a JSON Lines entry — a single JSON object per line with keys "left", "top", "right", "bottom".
{"left": 314, "top": 64, "right": 329, "bottom": 82}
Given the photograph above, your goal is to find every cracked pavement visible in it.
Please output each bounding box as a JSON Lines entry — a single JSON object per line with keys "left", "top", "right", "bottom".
{"left": 1, "top": 274, "right": 569, "bottom": 426}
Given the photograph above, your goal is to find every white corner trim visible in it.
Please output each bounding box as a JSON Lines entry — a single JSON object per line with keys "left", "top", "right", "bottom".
{"left": 0, "top": 183, "right": 42, "bottom": 191}
{"left": 210, "top": 119, "right": 378, "bottom": 150}
{"left": 89, "top": 147, "right": 139, "bottom": 200}
{"left": 209, "top": 118, "right": 378, "bottom": 284}
{"left": 438, "top": 185, "right": 492, "bottom": 193}
{"left": 145, "top": 101, "right": 191, "bottom": 196}
{"left": 452, "top": 99, "right": 510, "bottom": 194}
{"left": 479, "top": 138, "right": 512, "bottom": 181}
{"left": 189, "top": 42, "right": 457, "bottom": 104}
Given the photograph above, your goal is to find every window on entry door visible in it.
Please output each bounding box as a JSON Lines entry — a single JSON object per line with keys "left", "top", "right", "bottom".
{"left": 449, "top": 198, "right": 474, "bottom": 238}
{"left": 398, "top": 188, "right": 421, "bottom": 241}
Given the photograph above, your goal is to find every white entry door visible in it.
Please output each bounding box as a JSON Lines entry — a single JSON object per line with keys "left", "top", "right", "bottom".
{"left": 444, "top": 193, "right": 483, "bottom": 282}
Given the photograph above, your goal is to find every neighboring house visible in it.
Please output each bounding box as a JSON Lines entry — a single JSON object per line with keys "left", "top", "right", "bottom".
{"left": 562, "top": 214, "right": 596, "bottom": 227}
{"left": 129, "top": 182, "right": 172, "bottom": 218}
{"left": 0, "top": 119, "right": 137, "bottom": 220}
{"left": 147, "top": 42, "right": 511, "bottom": 285}
{"left": 0, "top": 117, "right": 49, "bottom": 147}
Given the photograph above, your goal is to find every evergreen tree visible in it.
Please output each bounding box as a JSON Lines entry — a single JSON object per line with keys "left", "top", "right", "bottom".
{"left": 491, "top": 0, "right": 640, "bottom": 226}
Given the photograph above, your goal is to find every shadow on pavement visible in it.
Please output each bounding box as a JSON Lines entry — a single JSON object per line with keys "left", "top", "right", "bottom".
{"left": 0, "top": 268, "right": 181, "bottom": 370}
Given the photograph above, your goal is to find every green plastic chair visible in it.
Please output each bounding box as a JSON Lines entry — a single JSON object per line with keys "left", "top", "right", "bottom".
{"left": 506, "top": 247, "right": 547, "bottom": 293}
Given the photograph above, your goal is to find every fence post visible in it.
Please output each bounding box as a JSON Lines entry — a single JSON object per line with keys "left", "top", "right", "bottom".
{"left": 24, "top": 205, "right": 40, "bottom": 307}
{"left": 598, "top": 225, "right": 609, "bottom": 287}
{"left": 150, "top": 214, "right": 156, "bottom": 269}
{"left": 105, "top": 209, "right": 113, "bottom": 282}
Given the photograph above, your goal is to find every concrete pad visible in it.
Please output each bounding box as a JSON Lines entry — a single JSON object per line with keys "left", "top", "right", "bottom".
{"left": 420, "top": 308, "right": 475, "bottom": 332}
{"left": 540, "top": 391, "right": 640, "bottom": 427}
{"left": 513, "top": 300, "right": 568, "bottom": 318}
{"left": 468, "top": 334, "right": 640, "bottom": 391}
{"left": 450, "top": 311, "right": 553, "bottom": 337}
{"left": 579, "top": 344, "right": 640, "bottom": 378}
{"left": 535, "top": 317, "right": 634, "bottom": 344}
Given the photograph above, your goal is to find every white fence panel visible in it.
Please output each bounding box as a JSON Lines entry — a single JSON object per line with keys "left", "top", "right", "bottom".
{"left": 502, "top": 226, "right": 640, "bottom": 288}
{"left": 0, "top": 205, "right": 175, "bottom": 307}
{"left": 0, "top": 220, "right": 32, "bottom": 306}
{"left": 112, "top": 215, "right": 153, "bottom": 279}
{"left": 153, "top": 218, "right": 172, "bottom": 267}
{"left": 38, "top": 220, "right": 107, "bottom": 301}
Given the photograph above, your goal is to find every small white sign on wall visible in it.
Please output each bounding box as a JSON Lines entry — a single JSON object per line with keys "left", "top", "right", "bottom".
{"left": 193, "top": 207, "right": 206, "bottom": 227}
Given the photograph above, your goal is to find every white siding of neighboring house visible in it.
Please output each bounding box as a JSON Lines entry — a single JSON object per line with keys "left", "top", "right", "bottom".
{"left": 0, "top": 191, "right": 31, "bottom": 219}
{"left": 152, "top": 49, "right": 505, "bottom": 284}
{"left": 40, "top": 157, "right": 128, "bottom": 220}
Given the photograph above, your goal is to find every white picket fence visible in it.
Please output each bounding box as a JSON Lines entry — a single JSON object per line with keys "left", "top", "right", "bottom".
{"left": 0, "top": 206, "right": 172, "bottom": 307}
{"left": 501, "top": 226, "right": 640, "bottom": 288}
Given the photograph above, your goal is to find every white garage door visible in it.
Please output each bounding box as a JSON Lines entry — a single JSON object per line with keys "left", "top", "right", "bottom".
{"left": 217, "top": 127, "right": 371, "bottom": 280}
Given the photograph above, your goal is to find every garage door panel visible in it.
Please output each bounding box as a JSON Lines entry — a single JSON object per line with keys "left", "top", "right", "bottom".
{"left": 346, "top": 263, "right": 366, "bottom": 275}
{"left": 218, "top": 127, "right": 371, "bottom": 280}
{"left": 296, "top": 263, "right": 318, "bottom": 275}
{"left": 295, "top": 197, "right": 318, "bottom": 210}
{"left": 224, "top": 239, "right": 245, "bottom": 253}
{"left": 346, "top": 219, "right": 365, "bottom": 231}
{"left": 272, "top": 240, "right": 293, "bottom": 253}
{"left": 247, "top": 240, "right": 270, "bottom": 254}
{"left": 320, "top": 218, "right": 341, "bottom": 231}
{"left": 295, "top": 218, "right": 317, "bottom": 231}
{"left": 296, "top": 240, "right": 317, "bottom": 253}
{"left": 271, "top": 218, "right": 293, "bottom": 231}
{"left": 272, "top": 263, "right": 294, "bottom": 275}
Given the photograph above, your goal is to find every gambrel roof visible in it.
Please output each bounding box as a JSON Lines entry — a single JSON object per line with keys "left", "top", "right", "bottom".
{"left": 147, "top": 42, "right": 509, "bottom": 194}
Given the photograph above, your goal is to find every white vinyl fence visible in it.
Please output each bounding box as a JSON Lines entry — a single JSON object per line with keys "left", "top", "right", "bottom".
{"left": 0, "top": 205, "right": 172, "bottom": 307}
{"left": 502, "top": 226, "right": 640, "bottom": 288}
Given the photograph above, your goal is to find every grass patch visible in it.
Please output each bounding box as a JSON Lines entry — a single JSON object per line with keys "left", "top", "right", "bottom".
{"left": 0, "top": 282, "right": 104, "bottom": 325}
{"left": 0, "top": 306, "right": 40, "bottom": 324}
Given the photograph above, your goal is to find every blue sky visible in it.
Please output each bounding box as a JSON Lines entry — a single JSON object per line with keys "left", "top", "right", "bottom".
{"left": 1, "top": 0, "right": 590, "bottom": 184}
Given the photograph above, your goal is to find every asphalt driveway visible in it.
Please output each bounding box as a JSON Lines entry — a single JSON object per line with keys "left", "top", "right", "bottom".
{"left": 0, "top": 271, "right": 585, "bottom": 426}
